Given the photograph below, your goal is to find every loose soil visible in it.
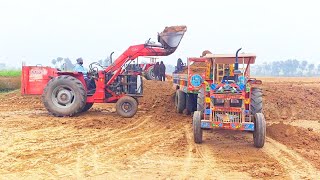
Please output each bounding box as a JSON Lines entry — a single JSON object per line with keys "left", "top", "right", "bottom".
{"left": 162, "top": 25, "right": 187, "bottom": 33}
{"left": 0, "top": 77, "right": 320, "bottom": 179}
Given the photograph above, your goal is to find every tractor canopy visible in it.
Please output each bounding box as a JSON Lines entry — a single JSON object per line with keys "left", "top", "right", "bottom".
{"left": 204, "top": 53, "right": 256, "bottom": 64}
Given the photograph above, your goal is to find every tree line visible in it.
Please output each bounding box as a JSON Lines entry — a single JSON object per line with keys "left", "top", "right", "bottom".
{"left": 51, "top": 57, "right": 112, "bottom": 71}
{"left": 251, "top": 60, "right": 320, "bottom": 77}
{"left": 50, "top": 58, "right": 319, "bottom": 77}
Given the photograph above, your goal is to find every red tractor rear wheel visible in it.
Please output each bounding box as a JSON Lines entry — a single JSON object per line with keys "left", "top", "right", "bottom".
{"left": 42, "top": 75, "right": 87, "bottom": 117}
{"left": 81, "top": 103, "right": 94, "bottom": 113}
{"left": 145, "top": 66, "right": 155, "bottom": 80}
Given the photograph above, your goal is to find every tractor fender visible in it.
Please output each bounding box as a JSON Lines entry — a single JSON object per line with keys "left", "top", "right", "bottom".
{"left": 57, "top": 72, "right": 87, "bottom": 90}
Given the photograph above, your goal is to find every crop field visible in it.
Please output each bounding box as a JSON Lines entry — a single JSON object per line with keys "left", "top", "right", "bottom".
{"left": 0, "top": 70, "right": 21, "bottom": 77}
{"left": 0, "top": 77, "right": 319, "bottom": 179}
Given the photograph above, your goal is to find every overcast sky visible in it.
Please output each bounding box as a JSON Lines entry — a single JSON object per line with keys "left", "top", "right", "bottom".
{"left": 0, "top": 0, "right": 319, "bottom": 67}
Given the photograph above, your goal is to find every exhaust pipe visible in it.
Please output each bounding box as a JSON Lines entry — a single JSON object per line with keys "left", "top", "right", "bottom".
{"left": 109, "top": 52, "right": 114, "bottom": 64}
{"left": 235, "top": 48, "right": 242, "bottom": 70}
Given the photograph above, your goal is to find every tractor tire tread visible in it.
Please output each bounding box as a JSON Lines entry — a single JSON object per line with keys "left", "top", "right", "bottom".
{"left": 42, "top": 75, "right": 87, "bottom": 117}
{"left": 251, "top": 87, "right": 263, "bottom": 115}
{"left": 253, "top": 113, "right": 266, "bottom": 148}
{"left": 193, "top": 111, "right": 203, "bottom": 143}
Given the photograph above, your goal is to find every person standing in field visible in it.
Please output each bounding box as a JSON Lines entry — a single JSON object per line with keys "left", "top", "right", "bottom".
{"left": 159, "top": 61, "right": 166, "bottom": 81}
{"left": 153, "top": 62, "right": 160, "bottom": 80}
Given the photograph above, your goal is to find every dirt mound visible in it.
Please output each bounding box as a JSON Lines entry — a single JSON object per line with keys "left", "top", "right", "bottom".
{"left": 162, "top": 25, "right": 187, "bottom": 33}
{"left": 139, "top": 80, "right": 188, "bottom": 123}
{"left": 262, "top": 82, "right": 320, "bottom": 121}
{"left": 267, "top": 122, "right": 320, "bottom": 169}
{"left": 202, "top": 50, "right": 212, "bottom": 57}
{"left": 178, "top": 62, "right": 207, "bottom": 74}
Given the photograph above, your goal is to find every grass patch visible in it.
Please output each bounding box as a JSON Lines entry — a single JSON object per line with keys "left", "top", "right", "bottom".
{"left": 0, "top": 70, "right": 21, "bottom": 77}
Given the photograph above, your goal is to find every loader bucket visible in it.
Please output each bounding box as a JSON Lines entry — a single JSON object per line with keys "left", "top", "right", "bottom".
{"left": 158, "top": 25, "right": 187, "bottom": 51}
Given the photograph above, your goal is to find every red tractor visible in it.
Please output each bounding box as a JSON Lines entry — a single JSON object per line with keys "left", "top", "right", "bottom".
{"left": 21, "top": 26, "right": 187, "bottom": 118}
{"left": 125, "top": 57, "right": 159, "bottom": 80}
{"left": 141, "top": 57, "right": 158, "bottom": 80}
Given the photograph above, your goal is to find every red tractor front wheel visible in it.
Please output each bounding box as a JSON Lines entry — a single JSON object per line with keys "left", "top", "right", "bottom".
{"left": 116, "top": 96, "right": 138, "bottom": 118}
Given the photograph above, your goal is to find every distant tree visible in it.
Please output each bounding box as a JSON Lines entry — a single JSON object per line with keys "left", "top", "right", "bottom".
{"left": 165, "top": 64, "right": 175, "bottom": 74}
{"left": 251, "top": 60, "right": 319, "bottom": 77}
{"left": 51, "top": 59, "right": 57, "bottom": 65}
{"left": 50, "top": 57, "right": 75, "bottom": 71}
{"left": 56, "top": 57, "right": 63, "bottom": 63}
{"left": 299, "top": 60, "right": 308, "bottom": 71}
{"left": 308, "top": 64, "right": 315, "bottom": 75}
{"left": 63, "top": 58, "right": 75, "bottom": 71}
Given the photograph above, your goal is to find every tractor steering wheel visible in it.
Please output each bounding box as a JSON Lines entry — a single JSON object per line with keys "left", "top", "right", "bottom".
{"left": 88, "top": 62, "right": 103, "bottom": 79}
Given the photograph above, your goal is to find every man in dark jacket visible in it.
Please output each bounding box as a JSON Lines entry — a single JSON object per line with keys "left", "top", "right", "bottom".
{"left": 176, "top": 58, "right": 183, "bottom": 72}
{"left": 153, "top": 62, "right": 160, "bottom": 80}
{"left": 159, "top": 61, "right": 166, "bottom": 81}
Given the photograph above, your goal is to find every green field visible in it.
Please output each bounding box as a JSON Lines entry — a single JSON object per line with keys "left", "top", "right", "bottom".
{"left": 0, "top": 70, "right": 21, "bottom": 77}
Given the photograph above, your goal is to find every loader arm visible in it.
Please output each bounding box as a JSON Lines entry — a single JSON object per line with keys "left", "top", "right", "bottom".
{"left": 105, "top": 25, "right": 187, "bottom": 86}
{"left": 105, "top": 44, "right": 174, "bottom": 85}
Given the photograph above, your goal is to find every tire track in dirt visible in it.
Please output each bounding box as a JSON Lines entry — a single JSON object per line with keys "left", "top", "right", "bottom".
{"left": 195, "top": 129, "right": 288, "bottom": 179}
{"left": 180, "top": 125, "right": 231, "bottom": 179}
{"left": 263, "top": 137, "right": 320, "bottom": 179}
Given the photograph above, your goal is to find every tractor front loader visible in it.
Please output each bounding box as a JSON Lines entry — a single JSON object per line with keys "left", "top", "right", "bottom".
{"left": 23, "top": 26, "right": 187, "bottom": 118}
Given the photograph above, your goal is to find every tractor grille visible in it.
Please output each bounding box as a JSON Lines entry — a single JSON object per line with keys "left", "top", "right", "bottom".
{"left": 213, "top": 111, "right": 242, "bottom": 123}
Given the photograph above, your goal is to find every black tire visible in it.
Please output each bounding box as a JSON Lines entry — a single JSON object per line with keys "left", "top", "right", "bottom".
{"left": 186, "top": 93, "right": 196, "bottom": 115}
{"left": 175, "top": 90, "right": 186, "bottom": 113}
{"left": 253, "top": 113, "right": 266, "bottom": 148}
{"left": 133, "top": 97, "right": 139, "bottom": 105}
{"left": 193, "top": 111, "right": 203, "bottom": 143}
{"left": 251, "top": 87, "right": 263, "bottom": 115}
{"left": 81, "top": 103, "right": 93, "bottom": 113}
{"left": 116, "top": 96, "right": 138, "bottom": 118}
{"left": 145, "top": 66, "right": 155, "bottom": 80}
{"left": 42, "top": 75, "right": 87, "bottom": 117}
{"left": 197, "top": 88, "right": 205, "bottom": 113}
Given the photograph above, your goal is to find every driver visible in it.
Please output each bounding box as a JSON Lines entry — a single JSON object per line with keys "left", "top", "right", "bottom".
{"left": 74, "top": 58, "right": 96, "bottom": 93}
{"left": 74, "top": 58, "right": 88, "bottom": 78}
{"left": 176, "top": 58, "right": 184, "bottom": 72}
